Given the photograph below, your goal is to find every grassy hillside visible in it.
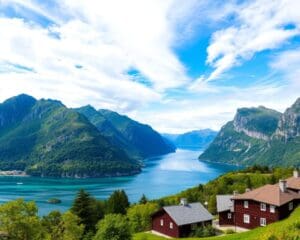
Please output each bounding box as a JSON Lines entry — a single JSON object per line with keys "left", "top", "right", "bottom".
{"left": 134, "top": 207, "right": 300, "bottom": 240}
{"left": 156, "top": 166, "right": 292, "bottom": 214}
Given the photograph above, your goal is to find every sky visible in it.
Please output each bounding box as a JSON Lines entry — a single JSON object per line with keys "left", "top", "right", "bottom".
{"left": 0, "top": 0, "right": 300, "bottom": 133}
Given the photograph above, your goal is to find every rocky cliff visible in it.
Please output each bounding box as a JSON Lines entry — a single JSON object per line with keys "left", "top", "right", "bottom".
{"left": 199, "top": 98, "right": 300, "bottom": 167}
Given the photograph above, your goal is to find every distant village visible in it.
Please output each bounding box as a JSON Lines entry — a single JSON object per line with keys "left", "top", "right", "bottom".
{"left": 151, "top": 169, "right": 300, "bottom": 238}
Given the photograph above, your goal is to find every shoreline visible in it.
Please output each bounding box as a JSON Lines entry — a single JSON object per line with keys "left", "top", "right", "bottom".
{"left": 0, "top": 170, "right": 29, "bottom": 177}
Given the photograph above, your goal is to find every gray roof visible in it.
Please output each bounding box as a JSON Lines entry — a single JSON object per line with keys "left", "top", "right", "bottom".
{"left": 216, "top": 195, "right": 233, "bottom": 212}
{"left": 163, "top": 202, "right": 213, "bottom": 226}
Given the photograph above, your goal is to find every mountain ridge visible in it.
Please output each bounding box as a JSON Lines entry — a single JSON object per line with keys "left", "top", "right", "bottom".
{"left": 0, "top": 95, "right": 140, "bottom": 177}
{"left": 199, "top": 98, "right": 300, "bottom": 167}
{"left": 76, "top": 106, "right": 175, "bottom": 160}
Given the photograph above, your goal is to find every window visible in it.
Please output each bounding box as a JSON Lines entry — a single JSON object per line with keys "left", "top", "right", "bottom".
{"left": 289, "top": 202, "right": 293, "bottom": 211}
{"left": 260, "top": 218, "right": 266, "bottom": 226}
{"left": 243, "top": 214, "right": 250, "bottom": 224}
{"left": 160, "top": 219, "right": 164, "bottom": 226}
{"left": 228, "top": 213, "right": 232, "bottom": 219}
{"left": 169, "top": 222, "right": 173, "bottom": 229}
{"left": 270, "top": 205, "right": 275, "bottom": 213}
{"left": 260, "top": 203, "right": 267, "bottom": 211}
{"left": 244, "top": 200, "right": 249, "bottom": 208}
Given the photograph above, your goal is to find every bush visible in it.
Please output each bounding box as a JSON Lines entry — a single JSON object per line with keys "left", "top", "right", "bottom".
{"left": 93, "top": 214, "right": 131, "bottom": 240}
{"left": 127, "top": 202, "right": 159, "bottom": 233}
{"left": 192, "top": 225, "right": 216, "bottom": 237}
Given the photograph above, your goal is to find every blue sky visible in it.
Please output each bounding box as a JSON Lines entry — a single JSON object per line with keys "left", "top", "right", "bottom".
{"left": 0, "top": 0, "right": 300, "bottom": 133}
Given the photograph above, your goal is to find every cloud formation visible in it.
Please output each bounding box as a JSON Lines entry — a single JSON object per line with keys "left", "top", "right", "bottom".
{"left": 0, "top": 0, "right": 299, "bottom": 133}
{"left": 206, "top": 0, "right": 300, "bottom": 82}
{"left": 0, "top": 0, "right": 203, "bottom": 111}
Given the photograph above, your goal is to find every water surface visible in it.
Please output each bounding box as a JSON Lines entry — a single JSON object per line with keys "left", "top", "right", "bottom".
{"left": 0, "top": 149, "right": 239, "bottom": 215}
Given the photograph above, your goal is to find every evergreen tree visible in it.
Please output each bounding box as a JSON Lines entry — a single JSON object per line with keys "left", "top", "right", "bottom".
{"left": 71, "top": 189, "right": 99, "bottom": 233}
{"left": 106, "top": 190, "right": 130, "bottom": 215}
{"left": 139, "top": 194, "right": 148, "bottom": 204}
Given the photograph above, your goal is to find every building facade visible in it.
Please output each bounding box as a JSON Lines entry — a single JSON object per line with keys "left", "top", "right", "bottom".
{"left": 217, "top": 170, "right": 300, "bottom": 229}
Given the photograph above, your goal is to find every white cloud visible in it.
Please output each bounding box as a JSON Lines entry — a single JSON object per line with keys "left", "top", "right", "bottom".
{"left": 0, "top": 0, "right": 204, "bottom": 111}
{"left": 0, "top": 0, "right": 299, "bottom": 134}
{"left": 271, "top": 48, "right": 300, "bottom": 87}
{"left": 205, "top": 0, "right": 300, "bottom": 82}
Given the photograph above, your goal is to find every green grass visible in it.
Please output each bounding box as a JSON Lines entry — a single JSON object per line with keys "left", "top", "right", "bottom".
{"left": 134, "top": 207, "right": 300, "bottom": 240}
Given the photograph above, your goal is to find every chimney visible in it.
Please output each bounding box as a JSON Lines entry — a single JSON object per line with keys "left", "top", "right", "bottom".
{"left": 293, "top": 169, "right": 300, "bottom": 178}
{"left": 279, "top": 180, "right": 287, "bottom": 192}
{"left": 180, "top": 198, "right": 188, "bottom": 206}
{"left": 245, "top": 188, "right": 251, "bottom": 192}
{"left": 233, "top": 191, "right": 238, "bottom": 196}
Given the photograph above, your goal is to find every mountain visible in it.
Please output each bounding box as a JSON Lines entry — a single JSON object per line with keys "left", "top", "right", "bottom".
{"left": 0, "top": 95, "right": 140, "bottom": 177}
{"left": 76, "top": 106, "right": 175, "bottom": 159}
{"left": 163, "top": 129, "right": 217, "bottom": 150}
{"left": 199, "top": 99, "right": 300, "bottom": 167}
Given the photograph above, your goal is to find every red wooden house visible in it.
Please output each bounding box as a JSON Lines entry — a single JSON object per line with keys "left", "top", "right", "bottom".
{"left": 217, "top": 170, "right": 300, "bottom": 229}
{"left": 216, "top": 195, "right": 235, "bottom": 226}
{"left": 151, "top": 199, "right": 213, "bottom": 238}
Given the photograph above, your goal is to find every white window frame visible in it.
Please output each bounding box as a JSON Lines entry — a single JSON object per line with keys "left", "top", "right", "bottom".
{"left": 228, "top": 213, "right": 232, "bottom": 219}
{"left": 160, "top": 219, "right": 164, "bottom": 226}
{"left": 260, "top": 203, "right": 267, "bottom": 211}
{"left": 289, "top": 202, "right": 293, "bottom": 211}
{"left": 243, "top": 214, "right": 250, "bottom": 224}
{"left": 169, "top": 222, "right": 173, "bottom": 229}
{"left": 244, "top": 200, "right": 249, "bottom": 208}
{"left": 260, "top": 218, "right": 266, "bottom": 226}
{"left": 270, "top": 205, "right": 275, "bottom": 213}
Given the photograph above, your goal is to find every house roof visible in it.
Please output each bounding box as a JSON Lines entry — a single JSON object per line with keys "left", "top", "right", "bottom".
{"left": 232, "top": 184, "right": 300, "bottom": 206}
{"left": 162, "top": 203, "right": 213, "bottom": 226}
{"left": 286, "top": 176, "right": 300, "bottom": 191}
{"left": 216, "top": 195, "right": 233, "bottom": 212}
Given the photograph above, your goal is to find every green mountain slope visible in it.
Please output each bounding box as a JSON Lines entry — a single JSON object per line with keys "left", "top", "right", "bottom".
{"left": 0, "top": 95, "right": 140, "bottom": 177}
{"left": 199, "top": 99, "right": 300, "bottom": 167}
{"left": 76, "top": 106, "right": 175, "bottom": 159}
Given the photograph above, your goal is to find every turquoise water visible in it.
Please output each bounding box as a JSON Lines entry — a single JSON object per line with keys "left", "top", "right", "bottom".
{"left": 0, "top": 149, "right": 239, "bottom": 215}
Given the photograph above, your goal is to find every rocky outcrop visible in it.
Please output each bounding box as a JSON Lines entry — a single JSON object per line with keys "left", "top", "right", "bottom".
{"left": 199, "top": 99, "right": 300, "bottom": 167}
{"left": 275, "top": 98, "right": 300, "bottom": 141}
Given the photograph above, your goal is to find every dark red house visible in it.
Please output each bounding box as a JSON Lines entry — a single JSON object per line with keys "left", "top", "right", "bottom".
{"left": 216, "top": 195, "right": 234, "bottom": 226}
{"left": 151, "top": 199, "right": 213, "bottom": 238}
{"left": 217, "top": 169, "right": 300, "bottom": 229}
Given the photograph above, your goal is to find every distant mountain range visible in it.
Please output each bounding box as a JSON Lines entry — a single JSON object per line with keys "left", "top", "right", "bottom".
{"left": 199, "top": 98, "right": 300, "bottom": 167}
{"left": 163, "top": 129, "right": 218, "bottom": 150}
{"left": 0, "top": 94, "right": 174, "bottom": 177}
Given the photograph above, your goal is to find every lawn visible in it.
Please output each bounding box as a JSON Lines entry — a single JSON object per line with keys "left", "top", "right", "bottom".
{"left": 134, "top": 207, "right": 300, "bottom": 240}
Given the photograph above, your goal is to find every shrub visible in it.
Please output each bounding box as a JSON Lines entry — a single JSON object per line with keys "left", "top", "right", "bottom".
{"left": 192, "top": 225, "right": 216, "bottom": 237}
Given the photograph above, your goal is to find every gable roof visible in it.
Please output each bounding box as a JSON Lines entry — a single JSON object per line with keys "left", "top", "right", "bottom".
{"left": 162, "top": 203, "right": 213, "bottom": 226}
{"left": 232, "top": 184, "right": 300, "bottom": 206}
{"left": 286, "top": 176, "right": 300, "bottom": 191}
{"left": 216, "top": 195, "right": 233, "bottom": 212}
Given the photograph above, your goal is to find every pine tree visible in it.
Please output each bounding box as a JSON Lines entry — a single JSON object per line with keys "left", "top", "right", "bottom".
{"left": 71, "top": 189, "right": 98, "bottom": 233}
{"left": 106, "top": 190, "right": 130, "bottom": 215}
{"left": 139, "top": 194, "right": 148, "bottom": 204}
